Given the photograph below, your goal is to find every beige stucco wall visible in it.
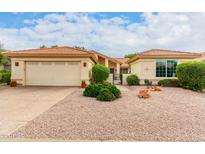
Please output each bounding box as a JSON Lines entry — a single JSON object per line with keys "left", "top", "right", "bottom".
{"left": 11, "top": 60, "right": 25, "bottom": 84}
{"left": 127, "top": 58, "right": 195, "bottom": 85}
{"left": 11, "top": 57, "right": 94, "bottom": 86}
{"left": 108, "top": 61, "right": 116, "bottom": 69}
{"left": 122, "top": 74, "right": 130, "bottom": 85}
{"left": 98, "top": 56, "right": 105, "bottom": 65}
{"left": 106, "top": 74, "right": 114, "bottom": 84}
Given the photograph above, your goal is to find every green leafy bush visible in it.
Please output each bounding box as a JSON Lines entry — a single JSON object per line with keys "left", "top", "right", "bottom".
{"left": 0, "top": 70, "right": 11, "bottom": 84}
{"left": 96, "top": 88, "right": 115, "bottom": 101}
{"left": 83, "top": 83, "right": 99, "bottom": 97}
{"left": 102, "top": 82, "right": 121, "bottom": 98}
{"left": 144, "top": 79, "right": 152, "bottom": 86}
{"left": 158, "top": 79, "right": 180, "bottom": 87}
{"left": 127, "top": 74, "right": 139, "bottom": 85}
{"left": 176, "top": 61, "right": 205, "bottom": 91}
{"left": 0, "top": 73, "right": 2, "bottom": 81}
{"left": 83, "top": 81, "right": 121, "bottom": 101}
{"left": 92, "top": 64, "right": 110, "bottom": 83}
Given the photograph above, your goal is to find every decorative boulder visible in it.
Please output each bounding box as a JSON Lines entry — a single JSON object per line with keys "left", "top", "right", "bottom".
{"left": 137, "top": 89, "right": 150, "bottom": 99}
{"left": 153, "top": 86, "right": 162, "bottom": 91}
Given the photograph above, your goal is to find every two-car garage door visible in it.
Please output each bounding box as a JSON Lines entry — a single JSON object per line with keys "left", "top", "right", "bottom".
{"left": 26, "top": 61, "right": 81, "bottom": 86}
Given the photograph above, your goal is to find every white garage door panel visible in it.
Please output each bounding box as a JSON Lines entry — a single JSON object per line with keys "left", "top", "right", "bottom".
{"left": 26, "top": 61, "right": 81, "bottom": 86}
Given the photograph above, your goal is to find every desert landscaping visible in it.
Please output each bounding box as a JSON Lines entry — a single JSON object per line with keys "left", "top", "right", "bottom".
{"left": 8, "top": 86, "right": 205, "bottom": 141}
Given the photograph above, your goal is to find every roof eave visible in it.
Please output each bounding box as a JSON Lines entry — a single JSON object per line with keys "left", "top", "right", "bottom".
{"left": 4, "top": 52, "right": 98, "bottom": 63}
{"left": 127, "top": 54, "right": 201, "bottom": 64}
{"left": 92, "top": 51, "right": 122, "bottom": 64}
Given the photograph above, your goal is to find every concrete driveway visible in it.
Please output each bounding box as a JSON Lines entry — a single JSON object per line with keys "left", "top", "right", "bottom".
{"left": 0, "top": 86, "right": 77, "bottom": 136}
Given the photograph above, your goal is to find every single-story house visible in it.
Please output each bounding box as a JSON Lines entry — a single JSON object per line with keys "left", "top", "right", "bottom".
{"left": 4, "top": 47, "right": 98, "bottom": 86}
{"left": 3, "top": 47, "right": 204, "bottom": 86}
{"left": 124, "top": 49, "right": 202, "bottom": 84}
{"left": 195, "top": 52, "right": 205, "bottom": 61}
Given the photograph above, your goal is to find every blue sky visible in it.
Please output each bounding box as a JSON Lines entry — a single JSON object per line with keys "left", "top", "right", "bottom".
{"left": 0, "top": 12, "right": 144, "bottom": 28}
{"left": 0, "top": 12, "right": 204, "bottom": 57}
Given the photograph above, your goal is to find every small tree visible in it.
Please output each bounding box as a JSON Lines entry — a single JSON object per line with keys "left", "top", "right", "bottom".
{"left": 51, "top": 45, "right": 58, "bottom": 48}
{"left": 124, "top": 53, "right": 137, "bottom": 59}
{"left": 92, "top": 64, "right": 110, "bottom": 83}
{"left": 73, "top": 46, "right": 87, "bottom": 50}
{"left": 40, "top": 45, "right": 47, "bottom": 48}
{"left": 0, "top": 43, "right": 10, "bottom": 67}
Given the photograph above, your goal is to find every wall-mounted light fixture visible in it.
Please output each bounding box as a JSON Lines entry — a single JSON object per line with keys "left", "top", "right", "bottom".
{"left": 83, "top": 62, "right": 87, "bottom": 67}
{"left": 15, "top": 62, "right": 19, "bottom": 67}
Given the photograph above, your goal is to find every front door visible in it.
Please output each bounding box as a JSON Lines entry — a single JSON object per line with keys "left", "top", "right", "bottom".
{"left": 110, "top": 68, "right": 114, "bottom": 74}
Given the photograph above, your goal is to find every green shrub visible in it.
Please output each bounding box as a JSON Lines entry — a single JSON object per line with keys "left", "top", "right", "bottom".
{"left": 96, "top": 88, "right": 115, "bottom": 101}
{"left": 176, "top": 61, "right": 205, "bottom": 91}
{"left": 102, "top": 82, "right": 121, "bottom": 98}
{"left": 144, "top": 79, "right": 152, "bottom": 86}
{"left": 158, "top": 79, "right": 180, "bottom": 87}
{"left": 92, "top": 64, "right": 110, "bottom": 83}
{"left": 0, "top": 73, "right": 2, "bottom": 81}
{"left": 127, "top": 74, "right": 139, "bottom": 85}
{"left": 83, "top": 83, "right": 99, "bottom": 97}
{"left": 0, "top": 70, "right": 11, "bottom": 84}
{"left": 83, "top": 81, "right": 121, "bottom": 101}
{"left": 0, "top": 70, "right": 10, "bottom": 73}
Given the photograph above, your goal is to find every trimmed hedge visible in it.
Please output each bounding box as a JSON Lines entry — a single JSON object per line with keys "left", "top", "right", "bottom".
{"left": 176, "top": 61, "right": 205, "bottom": 91}
{"left": 0, "top": 70, "right": 11, "bottom": 84}
{"left": 92, "top": 64, "right": 110, "bottom": 83}
{"left": 158, "top": 79, "right": 180, "bottom": 87}
{"left": 127, "top": 74, "right": 139, "bottom": 85}
{"left": 83, "top": 81, "right": 121, "bottom": 101}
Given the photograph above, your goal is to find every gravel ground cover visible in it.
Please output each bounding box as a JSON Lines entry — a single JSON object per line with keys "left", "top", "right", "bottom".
{"left": 12, "top": 86, "right": 205, "bottom": 141}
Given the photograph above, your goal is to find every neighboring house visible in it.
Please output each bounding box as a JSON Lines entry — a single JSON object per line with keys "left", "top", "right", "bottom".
{"left": 126, "top": 49, "right": 201, "bottom": 84}
{"left": 195, "top": 52, "right": 205, "bottom": 61}
{"left": 4, "top": 47, "right": 97, "bottom": 86}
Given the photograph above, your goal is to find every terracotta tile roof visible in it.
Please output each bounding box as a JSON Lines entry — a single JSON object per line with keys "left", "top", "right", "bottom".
{"left": 139, "top": 49, "right": 199, "bottom": 55}
{"left": 196, "top": 52, "right": 205, "bottom": 60}
{"left": 90, "top": 50, "right": 122, "bottom": 64}
{"left": 127, "top": 49, "right": 202, "bottom": 64}
{"left": 4, "top": 46, "right": 98, "bottom": 62}
{"left": 114, "top": 58, "right": 129, "bottom": 68}
{"left": 5, "top": 46, "right": 90, "bottom": 55}
{"left": 114, "top": 58, "right": 129, "bottom": 63}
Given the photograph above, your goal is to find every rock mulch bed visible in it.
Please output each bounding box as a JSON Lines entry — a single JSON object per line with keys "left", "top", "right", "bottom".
{"left": 11, "top": 86, "right": 205, "bottom": 141}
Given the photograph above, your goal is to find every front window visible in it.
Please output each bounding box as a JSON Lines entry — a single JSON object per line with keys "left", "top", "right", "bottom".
{"left": 156, "top": 60, "right": 177, "bottom": 77}
{"left": 120, "top": 68, "right": 128, "bottom": 74}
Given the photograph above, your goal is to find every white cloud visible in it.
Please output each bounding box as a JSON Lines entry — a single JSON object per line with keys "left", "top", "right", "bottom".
{"left": 1, "top": 12, "right": 205, "bottom": 57}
